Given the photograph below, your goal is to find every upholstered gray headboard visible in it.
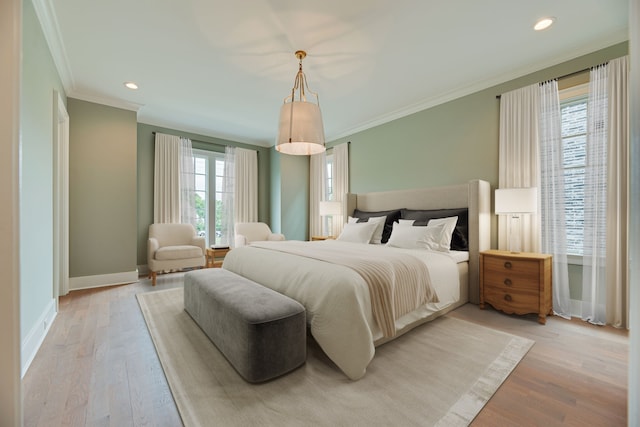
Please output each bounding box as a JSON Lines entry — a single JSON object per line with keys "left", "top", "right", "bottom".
{"left": 344, "top": 179, "right": 491, "bottom": 304}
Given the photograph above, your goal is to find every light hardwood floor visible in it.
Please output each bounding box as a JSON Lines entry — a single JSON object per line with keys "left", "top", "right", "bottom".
{"left": 23, "top": 272, "right": 628, "bottom": 426}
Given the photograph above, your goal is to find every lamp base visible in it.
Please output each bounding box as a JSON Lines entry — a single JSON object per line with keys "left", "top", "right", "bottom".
{"left": 507, "top": 214, "right": 522, "bottom": 253}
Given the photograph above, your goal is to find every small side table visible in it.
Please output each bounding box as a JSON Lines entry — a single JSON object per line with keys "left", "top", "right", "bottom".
{"left": 206, "top": 246, "right": 230, "bottom": 268}
{"left": 311, "top": 236, "right": 335, "bottom": 241}
{"left": 480, "top": 249, "right": 553, "bottom": 324}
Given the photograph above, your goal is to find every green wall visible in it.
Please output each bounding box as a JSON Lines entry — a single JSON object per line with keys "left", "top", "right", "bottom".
{"left": 270, "top": 148, "right": 309, "bottom": 240}
{"left": 136, "top": 123, "right": 272, "bottom": 266}
{"left": 20, "top": 0, "right": 65, "bottom": 342}
{"left": 68, "top": 99, "right": 138, "bottom": 277}
{"left": 330, "top": 42, "right": 628, "bottom": 301}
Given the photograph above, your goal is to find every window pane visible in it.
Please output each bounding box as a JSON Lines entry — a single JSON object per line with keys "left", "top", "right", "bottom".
{"left": 216, "top": 159, "right": 225, "bottom": 175}
{"left": 195, "top": 157, "right": 207, "bottom": 174}
{"left": 563, "top": 135, "right": 586, "bottom": 168}
{"left": 564, "top": 168, "right": 585, "bottom": 255}
{"left": 195, "top": 174, "right": 206, "bottom": 191}
{"left": 561, "top": 101, "right": 587, "bottom": 137}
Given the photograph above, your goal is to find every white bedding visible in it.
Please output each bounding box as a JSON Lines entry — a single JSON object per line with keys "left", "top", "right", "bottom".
{"left": 222, "top": 240, "right": 461, "bottom": 380}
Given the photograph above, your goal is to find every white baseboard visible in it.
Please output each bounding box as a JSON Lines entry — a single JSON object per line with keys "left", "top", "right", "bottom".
{"left": 69, "top": 270, "right": 139, "bottom": 291}
{"left": 137, "top": 264, "right": 149, "bottom": 276}
{"left": 22, "top": 298, "right": 57, "bottom": 378}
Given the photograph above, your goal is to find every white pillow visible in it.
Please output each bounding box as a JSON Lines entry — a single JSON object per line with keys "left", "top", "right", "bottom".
{"left": 386, "top": 222, "right": 446, "bottom": 250}
{"left": 346, "top": 216, "right": 386, "bottom": 244}
{"left": 337, "top": 222, "right": 377, "bottom": 244}
{"left": 364, "top": 216, "right": 386, "bottom": 244}
{"left": 397, "top": 219, "right": 415, "bottom": 227}
{"left": 427, "top": 216, "right": 458, "bottom": 252}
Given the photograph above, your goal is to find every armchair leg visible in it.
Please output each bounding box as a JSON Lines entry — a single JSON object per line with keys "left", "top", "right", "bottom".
{"left": 151, "top": 271, "right": 157, "bottom": 286}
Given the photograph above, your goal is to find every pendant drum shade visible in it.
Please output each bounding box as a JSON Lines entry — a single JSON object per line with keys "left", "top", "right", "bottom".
{"left": 277, "top": 101, "right": 325, "bottom": 155}
{"left": 275, "top": 50, "right": 326, "bottom": 155}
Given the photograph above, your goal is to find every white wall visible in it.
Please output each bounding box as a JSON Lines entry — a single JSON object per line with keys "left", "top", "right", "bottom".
{"left": 20, "top": 0, "right": 66, "bottom": 375}
{"left": 0, "top": 0, "right": 23, "bottom": 424}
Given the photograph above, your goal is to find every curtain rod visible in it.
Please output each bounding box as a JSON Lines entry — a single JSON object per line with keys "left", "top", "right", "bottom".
{"left": 152, "top": 131, "right": 228, "bottom": 149}
{"left": 495, "top": 66, "right": 593, "bottom": 99}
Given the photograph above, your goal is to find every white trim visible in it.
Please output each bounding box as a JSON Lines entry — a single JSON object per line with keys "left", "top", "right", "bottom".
{"left": 31, "top": 0, "right": 74, "bottom": 90}
{"left": 21, "top": 299, "right": 57, "bottom": 378}
{"left": 53, "top": 91, "right": 70, "bottom": 298}
{"left": 66, "top": 90, "right": 143, "bottom": 112}
{"left": 567, "top": 254, "right": 584, "bottom": 266}
{"left": 138, "top": 118, "right": 270, "bottom": 147}
{"left": 137, "top": 264, "right": 149, "bottom": 276}
{"left": 329, "top": 32, "right": 627, "bottom": 143}
{"left": 69, "top": 270, "right": 139, "bottom": 291}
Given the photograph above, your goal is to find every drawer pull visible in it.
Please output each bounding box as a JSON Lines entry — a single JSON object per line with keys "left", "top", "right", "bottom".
{"left": 504, "top": 278, "right": 513, "bottom": 286}
{"left": 504, "top": 294, "right": 513, "bottom": 302}
{"left": 504, "top": 261, "right": 513, "bottom": 269}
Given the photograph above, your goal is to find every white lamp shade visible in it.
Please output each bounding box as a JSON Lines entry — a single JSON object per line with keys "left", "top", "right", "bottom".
{"left": 319, "top": 201, "right": 342, "bottom": 216}
{"left": 276, "top": 101, "right": 325, "bottom": 155}
{"left": 495, "top": 188, "right": 538, "bottom": 214}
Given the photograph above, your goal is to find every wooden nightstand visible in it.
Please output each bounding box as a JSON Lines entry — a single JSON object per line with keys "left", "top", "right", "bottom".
{"left": 311, "top": 236, "right": 335, "bottom": 241}
{"left": 206, "top": 246, "right": 230, "bottom": 268}
{"left": 480, "top": 249, "right": 553, "bottom": 324}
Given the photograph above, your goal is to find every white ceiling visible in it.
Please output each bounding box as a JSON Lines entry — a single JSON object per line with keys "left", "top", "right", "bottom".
{"left": 35, "top": 0, "right": 629, "bottom": 147}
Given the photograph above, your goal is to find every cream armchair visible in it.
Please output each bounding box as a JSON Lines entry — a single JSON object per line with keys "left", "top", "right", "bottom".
{"left": 148, "top": 223, "right": 206, "bottom": 285}
{"left": 234, "top": 222, "right": 285, "bottom": 248}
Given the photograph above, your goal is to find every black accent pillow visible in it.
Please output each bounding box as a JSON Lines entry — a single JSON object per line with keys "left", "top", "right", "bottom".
{"left": 352, "top": 209, "right": 402, "bottom": 244}
{"left": 400, "top": 208, "right": 469, "bottom": 251}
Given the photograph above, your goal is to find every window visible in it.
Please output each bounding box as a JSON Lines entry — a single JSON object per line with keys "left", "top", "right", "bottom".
{"left": 324, "top": 152, "right": 335, "bottom": 235}
{"left": 326, "top": 152, "right": 334, "bottom": 200}
{"left": 191, "top": 149, "right": 226, "bottom": 246}
{"left": 560, "top": 93, "right": 588, "bottom": 256}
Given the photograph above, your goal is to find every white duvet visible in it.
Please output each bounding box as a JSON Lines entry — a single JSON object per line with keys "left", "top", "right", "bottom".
{"left": 222, "top": 240, "right": 461, "bottom": 380}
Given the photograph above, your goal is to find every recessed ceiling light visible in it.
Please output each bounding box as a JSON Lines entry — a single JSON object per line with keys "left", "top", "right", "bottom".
{"left": 124, "top": 81, "right": 139, "bottom": 90}
{"left": 534, "top": 17, "right": 555, "bottom": 31}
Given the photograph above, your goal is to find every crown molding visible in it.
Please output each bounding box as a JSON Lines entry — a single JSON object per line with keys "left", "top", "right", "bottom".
{"left": 329, "top": 32, "right": 628, "bottom": 142}
{"left": 67, "top": 90, "right": 144, "bottom": 112}
{"left": 137, "top": 118, "right": 272, "bottom": 148}
{"left": 31, "top": 0, "right": 75, "bottom": 92}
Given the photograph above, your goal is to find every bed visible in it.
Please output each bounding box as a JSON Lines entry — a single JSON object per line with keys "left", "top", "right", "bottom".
{"left": 222, "top": 179, "right": 491, "bottom": 380}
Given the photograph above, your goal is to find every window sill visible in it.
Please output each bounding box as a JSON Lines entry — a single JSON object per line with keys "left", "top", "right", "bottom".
{"left": 567, "top": 254, "right": 583, "bottom": 266}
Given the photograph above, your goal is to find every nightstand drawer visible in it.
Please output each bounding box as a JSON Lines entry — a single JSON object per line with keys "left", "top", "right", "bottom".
{"left": 483, "top": 269, "right": 539, "bottom": 291}
{"left": 483, "top": 256, "right": 540, "bottom": 280}
{"left": 483, "top": 286, "right": 540, "bottom": 314}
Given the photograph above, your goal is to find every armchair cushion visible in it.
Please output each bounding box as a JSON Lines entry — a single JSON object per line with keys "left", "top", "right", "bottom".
{"left": 155, "top": 245, "right": 204, "bottom": 261}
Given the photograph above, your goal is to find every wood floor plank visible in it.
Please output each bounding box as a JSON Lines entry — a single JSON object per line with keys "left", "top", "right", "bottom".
{"left": 22, "top": 272, "right": 627, "bottom": 426}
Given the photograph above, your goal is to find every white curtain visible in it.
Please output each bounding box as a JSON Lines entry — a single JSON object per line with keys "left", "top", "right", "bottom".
{"left": 222, "top": 146, "right": 235, "bottom": 247}
{"left": 309, "top": 151, "right": 327, "bottom": 239}
{"left": 154, "top": 133, "right": 194, "bottom": 225}
{"left": 332, "top": 143, "right": 349, "bottom": 236}
{"left": 222, "top": 146, "right": 258, "bottom": 247}
{"left": 498, "top": 84, "right": 541, "bottom": 253}
{"left": 538, "top": 80, "right": 572, "bottom": 318}
{"left": 605, "top": 56, "right": 629, "bottom": 328}
{"left": 582, "top": 57, "right": 629, "bottom": 327}
{"left": 179, "top": 137, "right": 196, "bottom": 226}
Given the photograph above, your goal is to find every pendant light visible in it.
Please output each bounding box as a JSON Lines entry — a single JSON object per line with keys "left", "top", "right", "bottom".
{"left": 275, "top": 50, "right": 326, "bottom": 155}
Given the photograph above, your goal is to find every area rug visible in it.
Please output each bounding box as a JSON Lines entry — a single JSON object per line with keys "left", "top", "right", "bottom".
{"left": 137, "top": 288, "right": 533, "bottom": 427}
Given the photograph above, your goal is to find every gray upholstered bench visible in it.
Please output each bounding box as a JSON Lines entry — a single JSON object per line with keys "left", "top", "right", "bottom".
{"left": 184, "top": 268, "right": 306, "bottom": 383}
